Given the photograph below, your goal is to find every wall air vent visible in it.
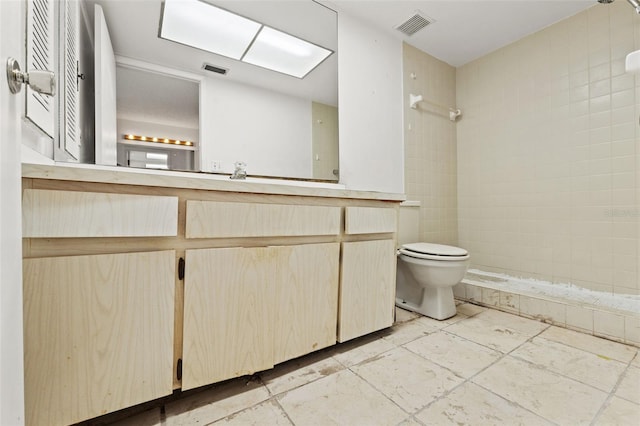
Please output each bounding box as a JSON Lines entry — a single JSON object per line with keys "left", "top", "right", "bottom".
{"left": 202, "top": 63, "right": 228, "bottom": 75}
{"left": 395, "top": 12, "right": 433, "bottom": 36}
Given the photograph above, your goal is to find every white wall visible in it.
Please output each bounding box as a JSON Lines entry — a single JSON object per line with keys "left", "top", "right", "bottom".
{"left": 200, "top": 78, "right": 313, "bottom": 178}
{"left": 336, "top": 11, "right": 404, "bottom": 194}
{"left": 1, "top": 1, "right": 26, "bottom": 424}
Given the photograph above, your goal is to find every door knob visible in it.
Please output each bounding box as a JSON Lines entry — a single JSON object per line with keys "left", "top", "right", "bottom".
{"left": 6, "top": 57, "right": 55, "bottom": 96}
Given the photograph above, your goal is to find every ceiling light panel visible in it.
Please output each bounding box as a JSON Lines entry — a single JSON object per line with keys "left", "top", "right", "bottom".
{"left": 242, "top": 26, "right": 333, "bottom": 78}
{"left": 160, "top": 0, "right": 260, "bottom": 60}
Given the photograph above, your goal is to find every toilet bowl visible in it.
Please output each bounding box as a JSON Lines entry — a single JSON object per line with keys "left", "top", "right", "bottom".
{"left": 396, "top": 242, "right": 470, "bottom": 320}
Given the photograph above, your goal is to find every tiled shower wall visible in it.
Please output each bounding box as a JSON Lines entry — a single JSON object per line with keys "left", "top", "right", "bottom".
{"left": 456, "top": 2, "right": 640, "bottom": 295}
{"left": 403, "top": 43, "right": 458, "bottom": 245}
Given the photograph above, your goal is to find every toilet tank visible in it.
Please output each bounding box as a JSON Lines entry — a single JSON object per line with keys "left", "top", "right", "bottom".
{"left": 398, "top": 201, "right": 420, "bottom": 247}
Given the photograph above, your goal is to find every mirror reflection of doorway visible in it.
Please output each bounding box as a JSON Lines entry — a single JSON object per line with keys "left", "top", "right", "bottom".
{"left": 115, "top": 65, "right": 200, "bottom": 172}
{"left": 124, "top": 147, "right": 195, "bottom": 171}
{"left": 311, "top": 102, "right": 339, "bottom": 181}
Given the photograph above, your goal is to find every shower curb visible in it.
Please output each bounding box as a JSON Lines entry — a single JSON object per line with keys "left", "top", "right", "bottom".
{"left": 455, "top": 278, "right": 639, "bottom": 348}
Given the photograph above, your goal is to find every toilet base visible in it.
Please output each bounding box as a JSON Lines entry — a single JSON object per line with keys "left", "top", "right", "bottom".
{"left": 395, "top": 286, "right": 457, "bottom": 320}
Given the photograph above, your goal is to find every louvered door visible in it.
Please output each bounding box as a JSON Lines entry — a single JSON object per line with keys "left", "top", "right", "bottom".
{"left": 26, "top": 0, "right": 55, "bottom": 137}
{"left": 26, "top": 0, "right": 81, "bottom": 158}
{"left": 60, "top": 0, "right": 80, "bottom": 159}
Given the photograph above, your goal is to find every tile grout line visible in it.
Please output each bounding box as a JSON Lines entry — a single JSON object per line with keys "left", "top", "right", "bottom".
{"left": 409, "top": 320, "right": 556, "bottom": 425}
{"left": 162, "top": 305, "right": 637, "bottom": 425}
{"left": 589, "top": 351, "right": 640, "bottom": 426}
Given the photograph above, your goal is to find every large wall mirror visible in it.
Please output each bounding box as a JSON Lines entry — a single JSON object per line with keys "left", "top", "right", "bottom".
{"left": 89, "top": 0, "right": 338, "bottom": 181}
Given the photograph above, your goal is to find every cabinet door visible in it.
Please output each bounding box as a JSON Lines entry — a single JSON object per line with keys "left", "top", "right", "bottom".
{"left": 182, "top": 247, "right": 275, "bottom": 390}
{"left": 338, "top": 240, "right": 396, "bottom": 342}
{"left": 274, "top": 243, "right": 340, "bottom": 364}
{"left": 23, "top": 250, "right": 175, "bottom": 426}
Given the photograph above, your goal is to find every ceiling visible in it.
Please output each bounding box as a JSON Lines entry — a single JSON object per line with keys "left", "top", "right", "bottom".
{"left": 327, "top": 0, "right": 596, "bottom": 67}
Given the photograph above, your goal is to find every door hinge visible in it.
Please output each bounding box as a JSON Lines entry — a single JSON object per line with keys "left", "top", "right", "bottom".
{"left": 176, "top": 358, "right": 182, "bottom": 381}
{"left": 178, "top": 257, "right": 185, "bottom": 280}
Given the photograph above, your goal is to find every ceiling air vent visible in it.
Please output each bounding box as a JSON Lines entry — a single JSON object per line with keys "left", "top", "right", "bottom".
{"left": 395, "top": 12, "right": 433, "bottom": 36}
{"left": 202, "top": 63, "right": 228, "bottom": 75}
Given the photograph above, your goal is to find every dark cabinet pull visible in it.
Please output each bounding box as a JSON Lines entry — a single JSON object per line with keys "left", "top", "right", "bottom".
{"left": 178, "top": 257, "right": 185, "bottom": 280}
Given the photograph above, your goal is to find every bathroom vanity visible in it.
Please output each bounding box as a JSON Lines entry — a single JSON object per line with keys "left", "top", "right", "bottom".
{"left": 21, "top": 163, "right": 403, "bottom": 426}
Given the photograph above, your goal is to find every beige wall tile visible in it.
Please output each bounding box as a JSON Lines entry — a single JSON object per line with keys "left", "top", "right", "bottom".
{"left": 519, "top": 296, "right": 567, "bottom": 326}
{"left": 593, "top": 310, "right": 626, "bottom": 342}
{"left": 566, "top": 305, "right": 594, "bottom": 333}
{"left": 456, "top": 0, "right": 639, "bottom": 296}
{"left": 624, "top": 316, "right": 640, "bottom": 346}
{"left": 402, "top": 43, "right": 458, "bottom": 246}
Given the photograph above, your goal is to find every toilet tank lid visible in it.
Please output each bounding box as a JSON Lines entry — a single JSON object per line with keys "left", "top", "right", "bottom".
{"left": 401, "top": 242, "right": 468, "bottom": 257}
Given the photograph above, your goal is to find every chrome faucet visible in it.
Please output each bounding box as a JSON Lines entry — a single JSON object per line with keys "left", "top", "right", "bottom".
{"left": 230, "top": 161, "right": 247, "bottom": 180}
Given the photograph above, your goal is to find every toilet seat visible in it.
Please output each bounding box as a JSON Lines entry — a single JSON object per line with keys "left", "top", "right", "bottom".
{"left": 399, "top": 242, "right": 469, "bottom": 261}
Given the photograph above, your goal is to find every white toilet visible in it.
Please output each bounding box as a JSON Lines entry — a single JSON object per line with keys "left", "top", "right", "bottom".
{"left": 396, "top": 202, "right": 470, "bottom": 320}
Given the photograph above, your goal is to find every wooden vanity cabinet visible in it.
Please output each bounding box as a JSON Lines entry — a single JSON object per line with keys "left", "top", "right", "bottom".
{"left": 338, "top": 239, "right": 396, "bottom": 342}
{"left": 21, "top": 170, "right": 401, "bottom": 424}
{"left": 182, "top": 246, "right": 276, "bottom": 389}
{"left": 338, "top": 207, "right": 398, "bottom": 342}
{"left": 273, "top": 243, "right": 340, "bottom": 364}
{"left": 21, "top": 186, "right": 179, "bottom": 426}
{"left": 182, "top": 243, "right": 340, "bottom": 389}
{"left": 182, "top": 200, "right": 341, "bottom": 389}
{"left": 23, "top": 250, "right": 176, "bottom": 426}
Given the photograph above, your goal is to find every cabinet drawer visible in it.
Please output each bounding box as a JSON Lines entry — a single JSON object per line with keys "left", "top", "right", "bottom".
{"left": 22, "top": 189, "right": 178, "bottom": 238}
{"left": 185, "top": 201, "right": 340, "bottom": 238}
{"left": 344, "top": 207, "right": 397, "bottom": 235}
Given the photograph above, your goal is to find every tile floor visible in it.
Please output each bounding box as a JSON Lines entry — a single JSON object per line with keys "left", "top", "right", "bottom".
{"left": 98, "top": 303, "right": 639, "bottom": 426}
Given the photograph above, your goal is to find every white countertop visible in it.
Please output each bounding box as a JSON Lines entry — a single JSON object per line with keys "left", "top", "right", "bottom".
{"left": 22, "top": 162, "right": 406, "bottom": 202}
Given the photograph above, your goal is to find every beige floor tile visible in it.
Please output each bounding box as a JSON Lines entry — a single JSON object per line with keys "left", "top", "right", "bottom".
{"left": 380, "top": 318, "right": 441, "bottom": 346}
{"left": 456, "top": 303, "right": 487, "bottom": 317}
{"left": 110, "top": 408, "right": 162, "bottom": 426}
{"left": 539, "top": 326, "right": 637, "bottom": 363}
{"left": 511, "top": 337, "right": 628, "bottom": 392}
{"left": 331, "top": 333, "right": 396, "bottom": 367}
{"left": 472, "top": 356, "right": 608, "bottom": 425}
{"left": 164, "top": 378, "right": 270, "bottom": 426}
{"left": 259, "top": 350, "right": 344, "bottom": 395}
{"left": 396, "top": 417, "right": 424, "bottom": 426}
{"left": 633, "top": 353, "right": 640, "bottom": 368}
{"left": 404, "top": 330, "right": 502, "bottom": 378}
{"left": 593, "top": 396, "right": 640, "bottom": 426}
{"left": 350, "top": 347, "right": 464, "bottom": 413}
{"left": 412, "top": 312, "right": 467, "bottom": 331}
{"left": 395, "top": 307, "right": 420, "bottom": 324}
{"left": 444, "top": 309, "right": 549, "bottom": 353}
{"left": 615, "top": 367, "right": 640, "bottom": 405}
{"left": 277, "top": 369, "right": 406, "bottom": 425}
{"left": 210, "top": 400, "right": 292, "bottom": 425}
{"left": 415, "top": 382, "right": 552, "bottom": 426}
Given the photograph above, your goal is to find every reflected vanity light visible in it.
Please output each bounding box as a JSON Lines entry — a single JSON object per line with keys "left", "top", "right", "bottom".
{"left": 159, "top": 0, "right": 333, "bottom": 78}
{"left": 124, "top": 134, "right": 193, "bottom": 147}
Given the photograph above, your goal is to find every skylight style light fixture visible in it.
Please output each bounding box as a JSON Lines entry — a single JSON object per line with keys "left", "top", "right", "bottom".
{"left": 159, "top": 0, "right": 333, "bottom": 78}
{"left": 243, "top": 26, "right": 332, "bottom": 78}
{"left": 160, "top": 0, "right": 261, "bottom": 59}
